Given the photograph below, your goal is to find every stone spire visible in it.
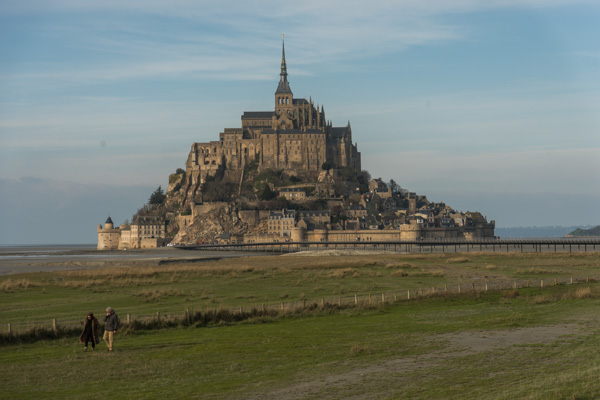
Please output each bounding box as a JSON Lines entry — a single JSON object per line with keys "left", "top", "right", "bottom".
{"left": 276, "top": 34, "right": 292, "bottom": 94}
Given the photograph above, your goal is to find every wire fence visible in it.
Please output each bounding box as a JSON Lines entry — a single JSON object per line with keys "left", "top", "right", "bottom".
{"left": 3, "top": 274, "right": 598, "bottom": 340}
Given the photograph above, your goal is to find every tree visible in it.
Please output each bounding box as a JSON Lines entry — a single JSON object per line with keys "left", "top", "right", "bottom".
{"left": 148, "top": 186, "right": 166, "bottom": 205}
{"left": 259, "top": 185, "right": 277, "bottom": 201}
{"left": 389, "top": 179, "right": 399, "bottom": 195}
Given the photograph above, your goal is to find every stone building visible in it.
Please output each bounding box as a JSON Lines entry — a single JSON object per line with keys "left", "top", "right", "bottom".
{"left": 268, "top": 209, "right": 296, "bottom": 237}
{"left": 97, "top": 217, "right": 121, "bottom": 250}
{"left": 182, "top": 38, "right": 361, "bottom": 207}
{"left": 97, "top": 215, "right": 166, "bottom": 250}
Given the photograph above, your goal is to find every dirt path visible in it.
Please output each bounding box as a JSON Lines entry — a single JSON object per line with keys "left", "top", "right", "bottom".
{"left": 245, "top": 323, "right": 585, "bottom": 400}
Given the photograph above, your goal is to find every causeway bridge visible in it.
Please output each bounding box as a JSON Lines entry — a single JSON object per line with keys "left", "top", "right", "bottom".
{"left": 177, "top": 238, "right": 600, "bottom": 254}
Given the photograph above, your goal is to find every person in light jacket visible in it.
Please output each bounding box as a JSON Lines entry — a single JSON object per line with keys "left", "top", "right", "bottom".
{"left": 103, "top": 307, "right": 120, "bottom": 351}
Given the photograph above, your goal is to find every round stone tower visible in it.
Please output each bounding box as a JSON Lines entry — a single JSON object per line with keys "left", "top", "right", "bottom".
{"left": 97, "top": 216, "right": 120, "bottom": 250}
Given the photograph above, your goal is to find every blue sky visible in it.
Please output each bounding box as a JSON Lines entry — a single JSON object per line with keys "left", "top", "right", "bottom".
{"left": 1, "top": 1, "right": 599, "bottom": 244}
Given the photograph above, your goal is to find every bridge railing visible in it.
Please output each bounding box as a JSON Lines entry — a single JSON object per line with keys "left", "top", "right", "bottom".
{"left": 176, "top": 238, "right": 600, "bottom": 254}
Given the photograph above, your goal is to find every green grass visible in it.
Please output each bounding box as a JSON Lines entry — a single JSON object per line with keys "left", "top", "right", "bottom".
{"left": 1, "top": 252, "right": 600, "bottom": 331}
{"left": 2, "top": 252, "right": 600, "bottom": 398}
{"left": 1, "top": 283, "right": 600, "bottom": 399}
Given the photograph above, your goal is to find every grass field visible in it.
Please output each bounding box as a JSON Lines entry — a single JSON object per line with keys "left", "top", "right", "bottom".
{"left": 1, "top": 251, "right": 600, "bottom": 399}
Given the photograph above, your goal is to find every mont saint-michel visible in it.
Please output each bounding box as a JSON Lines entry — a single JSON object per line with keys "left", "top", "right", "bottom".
{"left": 98, "top": 39, "right": 494, "bottom": 250}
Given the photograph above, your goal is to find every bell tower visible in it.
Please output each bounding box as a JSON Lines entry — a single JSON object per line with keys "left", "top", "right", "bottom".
{"left": 274, "top": 35, "right": 293, "bottom": 129}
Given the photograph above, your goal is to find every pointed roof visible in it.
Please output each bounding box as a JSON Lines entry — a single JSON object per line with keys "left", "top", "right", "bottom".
{"left": 276, "top": 35, "right": 292, "bottom": 94}
{"left": 105, "top": 216, "right": 113, "bottom": 224}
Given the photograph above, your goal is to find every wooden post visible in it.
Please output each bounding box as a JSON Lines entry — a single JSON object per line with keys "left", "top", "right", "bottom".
{"left": 554, "top": 278, "right": 557, "bottom": 286}
{"left": 280, "top": 302, "right": 284, "bottom": 311}
{"left": 381, "top": 293, "right": 385, "bottom": 303}
{"left": 262, "top": 303, "right": 266, "bottom": 313}
{"left": 52, "top": 319, "right": 57, "bottom": 333}
{"left": 127, "top": 313, "right": 131, "bottom": 324}
{"left": 321, "top": 297, "right": 324, "bottom": 306}
{"left": 338, "top": 297, "right": 341, "bottom": 306}
{"left": 368, "top": 293, "right": 372, "bottom": 304}
{"left": 513, "top": 281, "right": 517, "bottom": 289}
{"left": 540, "top": 280, "right": 544, "bottom": 288}
{"left": 485, "top": 282, "right": 488, "bottom": 292}
{"left": 444, "top": 285, "right": 447, "bottom": 293}
{"left": 458, "top": 284, "right": 461, "bottom": 294}
{"left": 355, "top": 294, "right": 358, "bottom": 305}
{"left": 472, "top": 283, "right": 475, "bottom": 292}
{"left": 407, "top": 289, "right": 410, "bottom": 300}
{"left": 7, "top": 323, "right": 11, "bottom": 337}
{"left": 186, "top": 309, "right": 190, "bottom": 324}
{"left": 570, "top": 277, "right": 573, "bottom": 284}
{"left": 156, "top": 311, "right": 160, "bottom": 320}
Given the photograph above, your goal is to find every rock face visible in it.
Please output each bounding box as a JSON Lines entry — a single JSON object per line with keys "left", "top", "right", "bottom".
{"left": 171, "top": 202, "right": 267, "bottom": 244}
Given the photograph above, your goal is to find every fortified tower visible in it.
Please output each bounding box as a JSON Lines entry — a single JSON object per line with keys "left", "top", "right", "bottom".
{"left": 97, "top": 216, "right": 120, "bottom": 250}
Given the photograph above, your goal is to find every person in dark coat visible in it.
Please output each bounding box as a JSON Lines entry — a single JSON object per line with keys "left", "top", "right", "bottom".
{"left": 103, "top": 307, "right": 120, "bottom": 351}
{"left": 79, "top": 312, "right": 99, "bottom": 351}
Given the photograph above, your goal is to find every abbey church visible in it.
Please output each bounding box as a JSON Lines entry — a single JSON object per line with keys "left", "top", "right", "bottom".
{"left": 182, "top": 38, "right": 361, "bottom": 206}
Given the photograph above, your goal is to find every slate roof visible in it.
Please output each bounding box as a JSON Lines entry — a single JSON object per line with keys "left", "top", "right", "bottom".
{"left": 242, "top": 112, "right": 274, "bottom": 119}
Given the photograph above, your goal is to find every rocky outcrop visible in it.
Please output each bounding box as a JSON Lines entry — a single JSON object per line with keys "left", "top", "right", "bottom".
{"left": 171, "top": 202, "right": 267, "bottom": 244}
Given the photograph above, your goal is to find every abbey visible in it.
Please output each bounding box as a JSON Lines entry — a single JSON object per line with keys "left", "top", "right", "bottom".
{"left": 182, "top": 38, "right": 361, "bottom": 206}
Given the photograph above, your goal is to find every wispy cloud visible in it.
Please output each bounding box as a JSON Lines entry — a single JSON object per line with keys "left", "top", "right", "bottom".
{"left": 365, "top": 147, "right": 600, "bottom": 196}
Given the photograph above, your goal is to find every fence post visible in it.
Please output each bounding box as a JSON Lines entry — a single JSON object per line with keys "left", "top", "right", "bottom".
{"left": 458, "top": 284, "right": 461, "bottom": 294}
{"left": 186, "top": 309, "right": 190, "bottom": 324}
{"left": 540, "top": 280, "right": 544, "bottom": 288}
{"left": 485, "top": 282, "right": 488, "bottom": 292}
{"left": 368, "top": 293, "right": 372, "bottom": 304}
{"left": 280, "top": 302, "right": 284, "bottom": 311}
{"left": 338, "top": 297, "right": 341, "bottom": 306}
{"left": 407, "top": 289, "right": 410, "bottom": 300}
{"left": 570, "top": 277, "right": 573, "bottom": 284}
{"left": 513, "top": 281, "right": 517, "bottom": 289}
{"left": 7, "top": 323, "right": 11, "bottom": 337}
{"left": 156, "top": 311, "right": 160, "bottom": 320}
{"left": 52, "top": 319, "right": 57, "bottom": 333}
{"left": 127, "top": 313, "right": 131, "bottom": 324}
{"left": 321, "top": 297, "right": 324, "bottom": 306}
{"left": 381, "top": 293, "right": 385, "bottom": 303}
{"left": 355, "top": 294, "right": 358, "bottom": 305}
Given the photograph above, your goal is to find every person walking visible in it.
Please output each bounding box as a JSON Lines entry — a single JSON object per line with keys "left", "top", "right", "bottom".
{"left": 79, "top": 312, "right": 99, "bottom": 351}
{"left": 103, "top": 307, "right": 120, "bottom": 351}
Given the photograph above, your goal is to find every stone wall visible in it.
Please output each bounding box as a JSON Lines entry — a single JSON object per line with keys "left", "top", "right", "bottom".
{"left": 97, "top": 226, "right": 121, "bottom": 250}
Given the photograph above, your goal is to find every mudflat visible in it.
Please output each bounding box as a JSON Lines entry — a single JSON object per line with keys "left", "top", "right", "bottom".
{"left": 0, "top": 247, "right": 265, "bottom": 275}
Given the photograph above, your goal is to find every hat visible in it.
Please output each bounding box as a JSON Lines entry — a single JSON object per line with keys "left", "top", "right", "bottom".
{"left": 106, "top": 307, "right": 113, "bottom": 312}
